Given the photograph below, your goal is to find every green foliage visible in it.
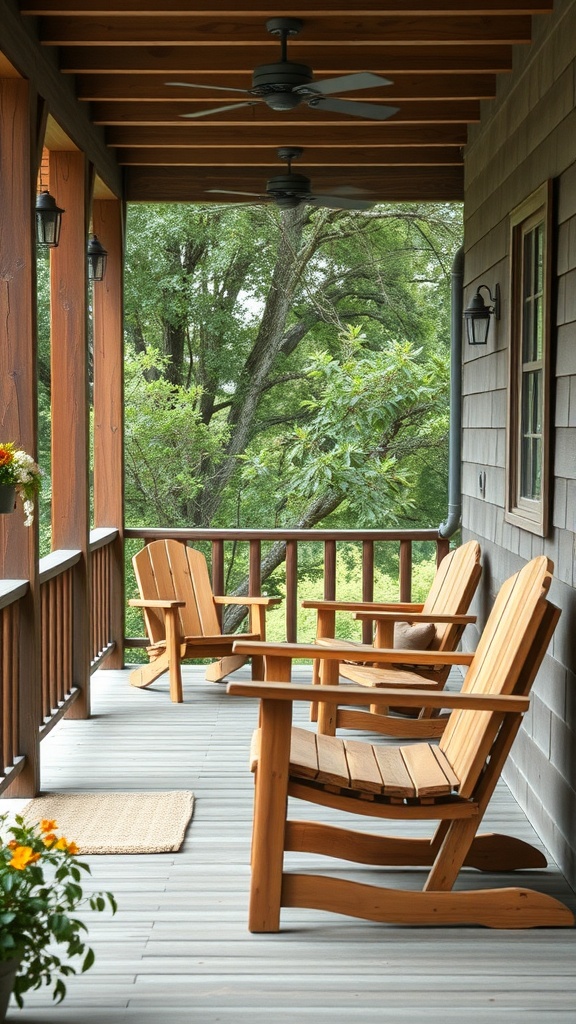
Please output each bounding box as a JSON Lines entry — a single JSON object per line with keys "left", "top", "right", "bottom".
{"left": 242, "top": 327, "right": 450, "bottom": 528}
{"left": 124, "top": 348, "right": 228, "bottom": 527}
{"left": 124, "top": 201, "right": 461, "bottom": 539}
{"left": 0, "top": 814, "right": 116, "bottom": 1007}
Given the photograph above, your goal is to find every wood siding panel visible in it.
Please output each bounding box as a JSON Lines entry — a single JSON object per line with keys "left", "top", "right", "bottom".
{"left": 462, "top": 0, "right": 576, "bottom": 891}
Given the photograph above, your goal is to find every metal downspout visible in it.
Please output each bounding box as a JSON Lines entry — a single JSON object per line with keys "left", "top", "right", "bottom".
{"left": 439, "top": 243, "right": 464, "bottom": 538}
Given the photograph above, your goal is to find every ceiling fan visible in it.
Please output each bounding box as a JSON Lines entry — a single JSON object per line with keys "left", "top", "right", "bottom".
{"left": 206, "top": 147, "right": 375, "bottom": 210}
{"left": 166, "top": 17, "right": 399, "bottom": 122}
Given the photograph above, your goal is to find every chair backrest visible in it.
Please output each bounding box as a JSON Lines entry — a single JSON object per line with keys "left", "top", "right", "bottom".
{"left": 421, "top": 539, "right": 482, "bottom": 652}
{"left": 132, "top": 539, "right": 221, "bottom": 644}
{"left": 440, "top": 556, "right": 555, "bottom": 799}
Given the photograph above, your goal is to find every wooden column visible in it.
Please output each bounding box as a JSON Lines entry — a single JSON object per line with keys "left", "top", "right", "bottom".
{"left": 0, "top": 79, "right": 42, "bottom": 795}
{"left": 92, "top": 198, "right": 125, "bottom": 668}
{"left": 49, "top": 150, "right": 91, "bottom": 718}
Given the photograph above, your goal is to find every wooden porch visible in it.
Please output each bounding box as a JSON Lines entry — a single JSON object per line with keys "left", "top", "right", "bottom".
{"left": 2, "top": 661, "right": 576, "bottom": 1024}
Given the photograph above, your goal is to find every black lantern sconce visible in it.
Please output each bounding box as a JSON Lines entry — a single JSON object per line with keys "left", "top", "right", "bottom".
{"left": 464, "top": 283, "right": 501, "bottom": 346}
{"left": 35, "top": 190, "right": 64, "bottom": 248}
{"left": 87, "top": 233, "right": 108, "bottom": 282}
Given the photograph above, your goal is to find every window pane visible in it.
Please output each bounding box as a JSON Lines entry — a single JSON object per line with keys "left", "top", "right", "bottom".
{"left": 520, "top": 370, "right": 542, "bottom": 499}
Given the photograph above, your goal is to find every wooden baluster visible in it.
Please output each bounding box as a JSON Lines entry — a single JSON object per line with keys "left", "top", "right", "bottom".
{"left": 285, "top": 540, "right": 297, "bottom": 643}
{"left": 399, "top": 539, "right": 412, "bottom": 603}
{"left": 212, "top": 540, "right": 225, "bottom": 629}
{"left": 361, "top": 539, "right": 375, "bottom": 644}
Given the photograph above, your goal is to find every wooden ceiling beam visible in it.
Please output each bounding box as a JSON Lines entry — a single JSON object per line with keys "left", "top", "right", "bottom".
{"left": 125, "top": 163, "right": 464, "bottom": 201}
{"left": 76, "top": 71, "right": 498, "bottom": 101}
{"left": 20, "top": 1, "right": 554, "bottom": 15}
{"left": 106, "top": 122, "right": 467, "bottom": 146}
{"left": 38, "top": 14, "right": 533, "bottom": 46}
{"left": 114, "top": 145, "right": 463, "bottom": 166}
{"left": 58, "top": 44, "right": 515, "bottom": 74}
{"left": 91, "top": 99, "right": 480, "bottom": 124}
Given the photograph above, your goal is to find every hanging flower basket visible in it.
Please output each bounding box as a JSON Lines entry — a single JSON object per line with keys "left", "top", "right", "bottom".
{"left": 0, "top": 485, "right": 16, "bottom": 515}
{"left": 0, "top": 444, "right": 42, "bottom": 526}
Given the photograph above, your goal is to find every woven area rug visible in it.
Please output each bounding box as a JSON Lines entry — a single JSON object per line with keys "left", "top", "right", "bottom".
{"left": 20, "top": 791, "right": 194, "bottom": 854}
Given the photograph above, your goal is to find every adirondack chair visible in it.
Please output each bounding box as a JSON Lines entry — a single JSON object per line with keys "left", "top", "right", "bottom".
{"left": 229, "top": 557, "right": 574, "bottom": 930}
{"left": 128, "top": 539, "right": 281, "bottom": 703}
{"left": 305, "top": 540, "right": 479, "bottom": 700}
{"left": 304, "top": 539, "right": 481, "bottom": 736}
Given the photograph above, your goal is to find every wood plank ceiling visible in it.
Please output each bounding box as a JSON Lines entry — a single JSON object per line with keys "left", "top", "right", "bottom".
{"left": 18, "top": 0, "right": 553, "bottom": 204}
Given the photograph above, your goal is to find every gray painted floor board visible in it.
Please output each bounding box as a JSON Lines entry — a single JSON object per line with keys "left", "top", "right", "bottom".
{"left": 2, "top": 663, "right": 575, "bottom": 1023}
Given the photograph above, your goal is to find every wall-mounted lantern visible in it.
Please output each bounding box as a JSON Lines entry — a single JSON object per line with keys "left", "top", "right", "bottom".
{"left": 87, "top": 234, "right": 108, "bottom": 282}
{"left": 464, "top": 283, "right": 501, "bottom": 346}
{"left": 35, "top": 190, "right": 64, "bottom": 248}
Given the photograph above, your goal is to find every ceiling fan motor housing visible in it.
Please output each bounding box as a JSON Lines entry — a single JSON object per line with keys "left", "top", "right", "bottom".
{"left": 251, "top": 62, "right": 314, "bottom": 109}
{"left": 266, "top": 172, "right": 311, "bottom": 196}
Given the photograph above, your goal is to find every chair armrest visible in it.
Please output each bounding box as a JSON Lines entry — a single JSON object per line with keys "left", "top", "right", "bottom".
{"left": 302, "top": 600, "right": 424, "bottom": 612}
{"left": 128, "top": 598, "right": 186, "bottom": 609}
{"left": 353, "top": 611, "right": 476, "bottom": 625}
{"left": 213, "top": 596, "right": 282, "bottom": 607}
{"left": 232, "top": 640, "right": 474, "bottom": 667}
{"left": 226, "top": 680, "right": 529, "bottom": 714}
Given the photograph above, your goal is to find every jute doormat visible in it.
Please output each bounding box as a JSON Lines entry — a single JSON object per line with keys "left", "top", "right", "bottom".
{"left": 20, "top": 791, "right": 194, "bottom": 854}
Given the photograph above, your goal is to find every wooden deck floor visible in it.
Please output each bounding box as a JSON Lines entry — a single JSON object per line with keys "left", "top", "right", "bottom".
{"left": 2, "top": 663, "right": 576, "bottom": 1024}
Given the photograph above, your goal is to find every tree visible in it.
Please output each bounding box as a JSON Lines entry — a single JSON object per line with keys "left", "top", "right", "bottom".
{"left": 124, "top": 201, "right": 461, "bottom": 548}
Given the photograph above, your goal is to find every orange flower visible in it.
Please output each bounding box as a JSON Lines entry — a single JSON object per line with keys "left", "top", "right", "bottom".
{"left": 0, "top": 445, "right": 14, "bottom": 469}
{"left": 54, "top": 837, "right": 69, "bottom": 851}
{"left": 9, "top": 845, "right": 41, "bottom": 870}
{"left": 66, "top": 841, "right": 79, "bottom": 855}
{"left": 40, "top": 819, "right": 58, "bottom": 832}
{"left": 43, "top": 833, "right": 58, "bottom": 847}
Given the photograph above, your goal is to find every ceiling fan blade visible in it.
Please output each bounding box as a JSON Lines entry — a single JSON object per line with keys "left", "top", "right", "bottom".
{"left": 308, "top": 97, "right": 399, "bottom": 121}
{"left": 321, "top": 184, "right": 369, "bottom": 197}
{"left": 166, "top": 81, "right": 249, "bottom": 95}
{"left": 309, "top": 194, "right": 375, "bottom": 211}
{"left": 299, "top": 72, "right": 393, "bottom": 97}
{"left": 206, "top": 189, "right": 264, "bottom": 198}
{"left": 181, "top": 101, "right": 260, "bottom": 119}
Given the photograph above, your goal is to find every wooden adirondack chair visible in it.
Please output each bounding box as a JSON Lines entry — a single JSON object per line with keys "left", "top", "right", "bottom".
{"left": 128, "top": 539, "right": 281, "bottom": 703}
{"left": 229, "top": 557, "right": 574, "bottom": 930}
{"left": 301, "top": 539, "right": 482, "bottom": 735}
{"left": 305, "top": 537, "right": 480, "bottom": 686}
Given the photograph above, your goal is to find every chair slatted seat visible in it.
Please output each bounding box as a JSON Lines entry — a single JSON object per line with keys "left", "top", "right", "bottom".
{"left": 228, "top": 556, "right": 574, "bottom": 930}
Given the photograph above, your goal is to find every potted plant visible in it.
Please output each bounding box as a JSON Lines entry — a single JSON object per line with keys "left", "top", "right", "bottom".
{"left": 0, "top": 813, "right": 116, "bottom": 1017}
{"left": 0, "top": 444, "right": 42, "bottom": 526}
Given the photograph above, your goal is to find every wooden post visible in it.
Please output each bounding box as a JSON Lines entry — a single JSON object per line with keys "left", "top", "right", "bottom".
{"left": 92, "top": 198, "right": 125, "bottom": 668}
{"left": 0, "top": 79, "right": 42, "bottom": 795}
{"left": 49, "top": 150, "right": 91, "bottom": 718}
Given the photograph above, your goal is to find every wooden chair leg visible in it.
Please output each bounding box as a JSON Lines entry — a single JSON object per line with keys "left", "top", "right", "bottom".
{"left": 164, "top": 611, "right": 183, "bottom": 703}
{"left": 249, "top": 698, "right": 292, "bottom": 933}
{"left": 129, "top": 654, "right": 169, "bottom": 689}
{"left": 316, "top": 659, "right": 340, "bottom": 736}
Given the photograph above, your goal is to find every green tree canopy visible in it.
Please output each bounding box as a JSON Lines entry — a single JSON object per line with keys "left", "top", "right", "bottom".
{"left": 124, "top": 200, "right": 461, "bottom": 546}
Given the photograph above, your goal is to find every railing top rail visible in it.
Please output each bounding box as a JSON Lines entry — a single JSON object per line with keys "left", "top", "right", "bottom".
{"left": 0, "top": 580, "right": 29, "bottom": 610}
{"left": 125, "top": 527, "right": 443, "bottom": 543}
{"left": 39, "top": 549, "right": 81, "bottom": 584}
{"left": 90, "top": 527, "right": 120, "bottom": 551}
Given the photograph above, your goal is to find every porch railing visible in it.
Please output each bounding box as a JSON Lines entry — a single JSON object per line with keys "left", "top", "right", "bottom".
{"left": 1, "top": 524, "right": 448, "bottom": 795}
{"left": 0, "top": 580, "right": 28, "bottom": 795}
{"left": 0, "top": 528, "right": 119, "bottom": 795}
{"left": 124, "top": 528, "right": 450, "bottom": 645}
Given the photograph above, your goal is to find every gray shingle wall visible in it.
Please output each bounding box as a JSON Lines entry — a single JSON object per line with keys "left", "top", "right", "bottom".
{"left": 462, "top": 0, "right": 576, "bottom": 888}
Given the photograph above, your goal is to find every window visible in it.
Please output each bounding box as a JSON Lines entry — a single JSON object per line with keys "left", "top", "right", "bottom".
{"left": 506, "top": 181, "right": 553, "bottom": 535}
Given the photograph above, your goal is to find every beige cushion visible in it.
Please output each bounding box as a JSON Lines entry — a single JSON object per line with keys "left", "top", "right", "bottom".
{"left": 393, "top": 620, "right": 436, "bottom": 650}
